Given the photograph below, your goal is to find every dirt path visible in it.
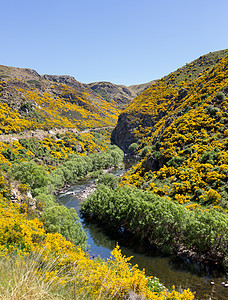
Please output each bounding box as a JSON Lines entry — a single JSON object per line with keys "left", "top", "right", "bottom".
{"left": 0, "top": 126, "right": 114, "bottom": 142}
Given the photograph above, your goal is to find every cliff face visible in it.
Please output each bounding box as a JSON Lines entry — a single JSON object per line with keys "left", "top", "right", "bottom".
{"left": 111, "top": 113, "right": 137, "bottom": 152}
{"left": 111, "top": 110, "right": 161, "bottom": 153}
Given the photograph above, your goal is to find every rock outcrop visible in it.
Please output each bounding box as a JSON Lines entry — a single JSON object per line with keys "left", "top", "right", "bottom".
{"left": 111, "top": 113, "right": 138, "bottom": 153}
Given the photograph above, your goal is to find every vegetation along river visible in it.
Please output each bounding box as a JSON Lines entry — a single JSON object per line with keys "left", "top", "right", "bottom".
{"left": 57, "top": 164, "right": 228, "bottom": 300}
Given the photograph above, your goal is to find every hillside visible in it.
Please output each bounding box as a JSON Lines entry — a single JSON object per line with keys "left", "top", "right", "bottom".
{"left": 128, "top": 80, "right": 157, "bottom": 95}
{"left": 111, "top": 50, "right": 228, "bottom": 216}
{"left": 1, "top": 52, "right": 228, "bottom": 298}
{"left": 111, "top": 49, "right": 228, "bottom": 152}
{"left": 0, "top": 64, "right": 194, "bottom": 299}
{"left": 88, "top": 80, "right": 156, "bottom": 109}
{"left": 0, "top": 65, "right": 121, "bottom": 133}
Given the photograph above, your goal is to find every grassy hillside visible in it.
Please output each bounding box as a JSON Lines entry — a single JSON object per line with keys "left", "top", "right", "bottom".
{"left": 111, "top": 50, "right": 228, "bottom": 224}
{"left": 0, "top": 65, "right": 196, "bottom": 299}
{"left": 125, "top": 49, "right": 228, "bottom": 119}
{"left": 88, "top": 80, "right": 156, "bottom": 109}
{"left": 111, "top": 49, "right": 228, "bottom": 152}
{"left": 0, "top": 65, "right": 120, "bottom": 133}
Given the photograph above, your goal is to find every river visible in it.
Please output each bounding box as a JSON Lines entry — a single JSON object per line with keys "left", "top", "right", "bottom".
{"left": 57, "top": 167, "right": 228, "bottom": 300}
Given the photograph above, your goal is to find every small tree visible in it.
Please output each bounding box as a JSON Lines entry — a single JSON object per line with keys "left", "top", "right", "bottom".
{"left": 128, "top": 143, "right": 138, "bottom": 155}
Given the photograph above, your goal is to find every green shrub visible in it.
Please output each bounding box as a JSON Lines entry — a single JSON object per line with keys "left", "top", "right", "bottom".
{"left": 199, "top": 149, "right": 219, "bottom": 165}
{"left": 166, "top": 156, "right": 185, "bottom": 168}
{"left": 81, "top": 185, "right": 228, "bottom": 267}
{"left": 27, "top": 80, "right": 41, "bottom": 88}
{"left": 139, "top": 146, "right": 152, "bottom": 157}
{"left": 128, "top": 143, "right": 138, "bottom": 155}
{"left": 206, "top": 105, "right": 220, "bottom": 116}
{"left": 10, "top": 161, "right": 50, "bottom": 192}
{"left": 97, "top": 174, "right": 118, "bottom": 190}
{"left": 49, "top": 147, "right": 123, "bottom": 188}
{"left": 216, "top": 91, "right": 225, "bottom": 101}
{"left": 195, "top": 188, "right": 204, "bottom": 198}
{"left": 42, "top": 204, "right": 87, "bottom": 250}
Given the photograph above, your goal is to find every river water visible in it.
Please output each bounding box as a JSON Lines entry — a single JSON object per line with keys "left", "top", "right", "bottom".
{"left": 57, "top": 169, "right": 228, "bottom": 300}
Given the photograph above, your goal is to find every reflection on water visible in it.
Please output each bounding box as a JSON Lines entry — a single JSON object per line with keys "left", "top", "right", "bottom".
{"left": 57, "top": 170, "right": 228, "bottom": 300}
{"left": 81, "top": 221, "right": 228, "bottom": 300}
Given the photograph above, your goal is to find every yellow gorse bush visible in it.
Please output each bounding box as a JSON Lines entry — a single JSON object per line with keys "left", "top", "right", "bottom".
{"left": 0, "top": 192, "right": 194, "bottom": 299}
{"left": 121, "top": 55, "right": 228, "bottom": 214}
{"left": 0, "top": 72, "right": 121, "bottom": 135}
{"left": 0, "top": 102, "right": 33, "bottom": 134}
{"left": 0, "top": 196, "right": 45, "bottom": 255}
{"left": 14, "top": 84, "right": 119, "bottom": 131}
{"left": 0, "top": 129, "right": 111, "bottom": 169}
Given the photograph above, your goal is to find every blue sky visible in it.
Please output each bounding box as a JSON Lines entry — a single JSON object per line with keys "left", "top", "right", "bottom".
{"left": 1, "top": 0, "right": 228, "bottom": 85}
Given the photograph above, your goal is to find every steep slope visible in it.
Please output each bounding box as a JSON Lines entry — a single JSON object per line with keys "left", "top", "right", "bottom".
{"left": 88, "top": 80, "right": 156, "bottom": 109}
{"left": 112, "top": 50, "right": 228, "bottom": 214}
{"left": 111, "top": 49, "right": 228, "bottom": 152}
{"left": 0, "top": 65, "right": 120, "bottom": 133}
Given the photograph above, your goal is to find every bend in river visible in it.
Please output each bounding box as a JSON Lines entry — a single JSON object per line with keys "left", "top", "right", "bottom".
{"left": 57, "top": 167, "right": 228, "bottom": 300}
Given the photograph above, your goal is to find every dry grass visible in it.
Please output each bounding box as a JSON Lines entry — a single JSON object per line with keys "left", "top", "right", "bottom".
{"left": 0, "top": 252, "right": 90, "bottom": 300}
{"left": 0, "top": 253, "right": 146, "bottom": 300}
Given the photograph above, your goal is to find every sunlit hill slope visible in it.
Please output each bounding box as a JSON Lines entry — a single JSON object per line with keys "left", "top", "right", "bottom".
{"left": 112, "top": 49, "right": 228, "bottom": 215}
{"left": 0, "top": 65, "right": 121, "bottom": 133}
{"left": 112, "top": 49, "right": 228, "bottom": 151}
